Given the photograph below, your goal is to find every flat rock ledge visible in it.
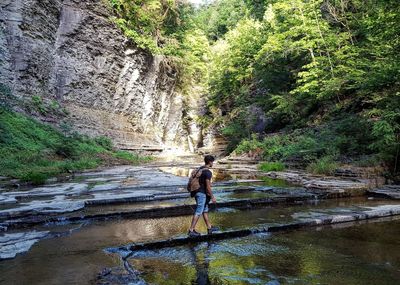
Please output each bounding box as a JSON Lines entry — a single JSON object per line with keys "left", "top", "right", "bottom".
{"left": 368, "top": 185, "right": 400, "bottom": 199}
{"left": 1, "top": 194, "right": 314, "bottom": 231}
{"left": 0, "top": 231, "right": 49, "bottom": 260}
{"left": 0, "top": 195, "right": 17, "bottom": 205}
{"left": 114, "top": 204, "right": 400, "bottom": 253}
{"left": 265, "top": 171, "right": 371, "bottom": 197}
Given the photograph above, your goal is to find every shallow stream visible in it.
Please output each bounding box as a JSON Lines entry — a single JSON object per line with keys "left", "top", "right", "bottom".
{"left": 1, "top": 197, "right": 400, "bottom": 284}
{"left": 129, "top": 218, "right": 400, "bottom": 285}
{"left": 1, "top": 166, "right": 400, "bottom": 285}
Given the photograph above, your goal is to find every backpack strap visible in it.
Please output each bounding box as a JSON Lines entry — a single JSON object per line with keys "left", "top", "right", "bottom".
{"left": 192, "top": 166, "right": 203, "bottom": 178}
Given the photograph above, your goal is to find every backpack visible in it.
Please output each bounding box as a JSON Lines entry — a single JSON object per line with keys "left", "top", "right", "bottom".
{"left": 187, "top": 167, "right": 204, "bottom": 193}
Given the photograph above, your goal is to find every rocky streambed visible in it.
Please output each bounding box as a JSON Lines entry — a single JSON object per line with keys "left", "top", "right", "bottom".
{"left": 0, "top": 162, "right": 400, "bottom": 285}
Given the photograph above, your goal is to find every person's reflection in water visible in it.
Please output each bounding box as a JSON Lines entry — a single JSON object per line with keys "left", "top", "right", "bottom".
{"left": 189, "top": 242, "right": 214, "bottom": 285}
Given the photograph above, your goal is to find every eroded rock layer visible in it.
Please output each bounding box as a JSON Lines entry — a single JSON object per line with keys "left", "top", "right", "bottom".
{"left": 0, "top": 0, "right": 186, "bottom": 148}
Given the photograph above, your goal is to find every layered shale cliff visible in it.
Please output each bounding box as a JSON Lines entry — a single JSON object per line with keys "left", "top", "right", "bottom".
{"left": 0, "top": 0, "right": 188, "bottom": 150}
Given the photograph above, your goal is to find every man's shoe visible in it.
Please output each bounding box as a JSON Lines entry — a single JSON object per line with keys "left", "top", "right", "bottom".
{"left": 207, "top": 226, "right": 220, "bottom": 235}
{"left": 188, "top": 229, "right": 201, "bottom": 237}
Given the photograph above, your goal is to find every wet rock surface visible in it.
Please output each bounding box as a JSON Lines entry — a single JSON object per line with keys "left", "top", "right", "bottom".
{"left": 111, "top": 204, "right": 400, "bottom": 253}
{"left": 0, "top": 163, "right": 395, "bottom": 237}
{"left": 265, "top": 170, "right": 371, "bottom": 196}
{"left": 0, "top": 164, "right": 307, "bottom": 231}
{"left": 0, "top": 165, "right": 187, "bottom": 222}
{"left": 0, "top": 193, "right": 400, "bottom": 283}
{"left": 0, "top": 162, "right": 399, "bottom": 285}
{"left": 0, "top": 195, "right": 17, "bottom": 205}
{"left": 368, "top": 185, "right": 400, "bottom": 199}
{"left": 0, "top": 231, "right": 49, "bottom": 259}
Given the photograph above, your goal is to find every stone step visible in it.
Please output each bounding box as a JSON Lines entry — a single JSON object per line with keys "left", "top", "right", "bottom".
{"left": 264, "top": 171, "right": 371, "bottom": 197}
{"left": 112, "top": 204, "right": 400, "bottom": 253}
{"left": 1, "top": 193, "right": 316, "bottom": 230}
{"left": 218, "top": 159, "right": 259, "bottom": 165}
{"left": 368, "top": 185, "right": 400, "bottom": 199}
{"left": 117, "top": 144, "right": 164, "bottom": 152}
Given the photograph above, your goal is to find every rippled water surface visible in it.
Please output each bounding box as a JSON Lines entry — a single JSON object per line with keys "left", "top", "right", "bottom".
{"left": 1, "top": 197, "right": 400, "bottom": 284}
{"left": 129, "top": 219, "right": 400, "bottom": 284}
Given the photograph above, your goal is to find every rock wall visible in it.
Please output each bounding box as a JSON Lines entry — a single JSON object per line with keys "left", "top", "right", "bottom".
{"left": 0, "top": 0, "right": 187, "bottom": 149}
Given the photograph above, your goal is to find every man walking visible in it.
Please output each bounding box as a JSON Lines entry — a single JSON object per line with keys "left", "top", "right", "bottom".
{"left": 188, "top": 155, "right": 219, "bottom": 237}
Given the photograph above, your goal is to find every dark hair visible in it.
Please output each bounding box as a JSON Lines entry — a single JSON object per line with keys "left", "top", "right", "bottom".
{"left": 204, "top": 155, "right": 215, "bottom": 164}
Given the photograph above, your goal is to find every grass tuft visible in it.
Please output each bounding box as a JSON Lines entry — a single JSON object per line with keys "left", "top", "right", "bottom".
{"left": 258, "top": 161, "right": 285, "bottom": 172}
{"left": 306, "top": 155, "right": 338, "bottom": 175}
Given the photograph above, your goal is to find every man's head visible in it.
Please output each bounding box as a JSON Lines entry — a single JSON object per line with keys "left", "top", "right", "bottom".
{"left": 204, "top": 155, "right": 215, "bottom": 167}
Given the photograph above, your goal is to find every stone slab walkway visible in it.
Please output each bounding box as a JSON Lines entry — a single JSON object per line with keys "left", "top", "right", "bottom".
{"left": 114, "top": 204, "right": 400, "bottom": 254}
{"left": 0, "top": 166, "right": 188, "bottom": 221}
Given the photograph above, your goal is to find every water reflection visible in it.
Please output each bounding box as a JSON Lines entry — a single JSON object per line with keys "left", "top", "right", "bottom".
{"left": 129, "top": 219, "right": 400, "bottom": 284}
{"left": 2, "top": 198, "right": 400, "bottom": 284}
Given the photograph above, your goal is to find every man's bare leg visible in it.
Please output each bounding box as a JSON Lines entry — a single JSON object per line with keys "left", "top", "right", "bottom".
{"left": 189, "top": 215, "right": 201, "bottom": 231}
{"left": 202, "top": 212, "right": 212, "bottom": 229}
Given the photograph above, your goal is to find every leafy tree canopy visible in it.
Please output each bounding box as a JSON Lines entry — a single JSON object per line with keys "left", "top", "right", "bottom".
{"left": 108, "top": 0, "right": 400, "bottom": 174}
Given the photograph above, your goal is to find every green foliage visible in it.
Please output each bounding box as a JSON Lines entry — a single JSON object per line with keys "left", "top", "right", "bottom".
{"left": 94, "top": 136, "right": 114, "bottom": 151}
{"left": 0, "top": 109, "right": 150, "bottom": 184}
{"left": 103, "top": 0, "right": 400, "bottom": 173}
{"left": 234, "top": 116, "right": 376, "bottom": 167}
{"left": 31, "top": 95, "right": 47, "bottom": 114}
{"left": 20, "top": 171, "right": 53, "bottom": 185}
{"left": 307, "top": 155, "right": 338, "bottom": 175}
{"left": 113, "top": 151, "right": 153, "bottom": 164}
{"left": 198, "top": 0, "right": 399, "bottom": 173}
{"left": 354, "top": 155, "right": 382, "bottom": 168}
{"left": 194, "top": 0, "right": 249, "bottom": 41}
{"left": 49, "top": 100, "right": 61, "bottom": 113}
{"left": 29, "top": 95, "right": 67, "bottom": 116}
{"left": 177, "top": 28, "right": 211, "bottom": 94}
{"left": 258, "top": 161, "right": 285, "bottom": 172}
{"left": 221, "top": 109, "right": 258, "bottom": 151}
{"left": 234, "top": 134, "right": 263, "bottom": 155}
{"left": 55, "top": 137, "right": 79, "bottom": 158}
{"left": 108, "top": 0, "right": 194, "bottom": 55}
{"left": 0, "top": 83, "right": 15, "bottom": 109}
{"left": 208, "top": 17, "right": 265, "bottom": 109}
{"left": 369, "top": 114, "right": 400, "bottom": 170}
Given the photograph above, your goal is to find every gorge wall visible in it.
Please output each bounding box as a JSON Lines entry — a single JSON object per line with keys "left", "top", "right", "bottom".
{"left": 0, "top": 0, "right": 190, "bottom": 150}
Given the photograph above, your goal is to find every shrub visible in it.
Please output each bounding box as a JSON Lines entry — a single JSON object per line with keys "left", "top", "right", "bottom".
{"left": 0, "top": 83, "right": 15, "bottom": 109}
{"left": 49, "top": 100, "right": 60, "bottom": 112}
{"left": 31, "top": 95, "right": 47, "bottom": 114}
{"left": 94, "top": 136, "right": 113, "bottom": 151}
{"left": 354, "top": 155, "right": 382, "bottom": 167}
{"left": 113, "top": 151, "right": 153, "bottom": 164}
{"left": 258, "top": 161, "right": 285, "bottom": 172}
{"left": 55, "top": 138, "right": 78, "bottom": 158}
{"left": 233, "top": 115, "right": 376, "bottom": 167}
{"left": 306, "top": 155, "right": 338, "bottom": 175}
{"left": 65, "top": 157, "right": 100, "bottom": 171}
{"left": 234, "top": 134, "right": 263, "bottom": 154}
{"left": 20, "top": 171, "right": 53, "bottom": 185}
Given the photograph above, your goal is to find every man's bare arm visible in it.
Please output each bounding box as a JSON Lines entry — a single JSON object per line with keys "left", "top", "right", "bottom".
{"left": 206, "top": 179, "right": 216, "bottom": 203}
